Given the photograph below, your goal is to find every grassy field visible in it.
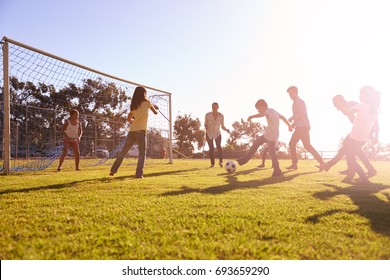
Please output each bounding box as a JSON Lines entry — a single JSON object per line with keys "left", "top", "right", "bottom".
{"left": 1, "top": 158, "right": 390, "bottom": 260}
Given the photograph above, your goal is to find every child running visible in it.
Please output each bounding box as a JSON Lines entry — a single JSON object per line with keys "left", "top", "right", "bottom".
{"left": 317, "top": 94, "right": 378, "bottom": 177}
{"left": 237, "top": 99, "right": 292, "bottom": 177}
{"left": 337, "top": 86, "right": 381, "bottom": 184}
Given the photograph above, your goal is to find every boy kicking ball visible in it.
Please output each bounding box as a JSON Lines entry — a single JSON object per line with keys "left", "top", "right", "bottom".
{"left": 237, "top": 99, "right": 292, "bottom": 177}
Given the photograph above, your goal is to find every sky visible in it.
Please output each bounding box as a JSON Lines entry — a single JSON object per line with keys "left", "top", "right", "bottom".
{"left": 1, "top": 0, "right": 390, "bottom": 151}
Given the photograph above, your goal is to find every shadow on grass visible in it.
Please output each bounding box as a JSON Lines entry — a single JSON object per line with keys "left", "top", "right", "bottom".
{"left": 0, "top": 168, "right": 202, "bottom": 195}
{"left": 161, "top": 171, "right": 318, "bottom": 196}
{"left": 0, "top": 177, "right": 112, "bottom": 195}
{"left": 232, "top": 167, "right": 263, "bottom": 176}
{"left": 110, "top": 168, "right": 202, "bottom": 180}
{"left": 307, "top": 183, "right": 390, "bottom": 236}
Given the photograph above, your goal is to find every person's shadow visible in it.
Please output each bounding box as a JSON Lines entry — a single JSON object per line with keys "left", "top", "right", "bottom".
{"left": 307, "top": 183, "right": 390, "bottom": 236}
{"left": 0, "top": 168, "right": 202, "bottom": 195}
{"left": 161, "top": 170, "right": 317, "bottom": 196}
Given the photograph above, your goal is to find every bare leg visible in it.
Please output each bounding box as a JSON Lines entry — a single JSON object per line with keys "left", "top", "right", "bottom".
{"left": 57, "top": 144, "right": 69, "bottom": 171}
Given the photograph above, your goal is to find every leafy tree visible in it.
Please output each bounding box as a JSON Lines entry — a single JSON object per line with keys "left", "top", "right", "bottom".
{"left": 173, "top": 114, "right": 205, "bottom": 156}
{"left": 5, "top": 76, "right": 129, "bottom": 155}
{"left": 225, "top": 118, "right": 264, "bottom": 151}
{"left": 376, "top": 142, "right": 390, "bottom": 153}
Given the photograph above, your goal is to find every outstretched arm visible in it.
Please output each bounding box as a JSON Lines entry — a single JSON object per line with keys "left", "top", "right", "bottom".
{"left": 338, "top": 103, "right": 360, "bottom": 116}
{"left": 279, "top": 114, "right": 293, "bottom": 131}
{"left": 150, "top": 104, "right": 159, "bottom": 115}
{"left": 247, "top": 113, "right": 264, "bottom": 122}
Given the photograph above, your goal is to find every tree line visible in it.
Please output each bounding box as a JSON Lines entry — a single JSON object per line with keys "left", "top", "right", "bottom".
{"left": 1, "top": 77, "right": 165, "bottom": 157}
{"left": 173, "top": 114, "right": 288, "bottom": 158}
{"left": 172, "top": 114, "right": 390, "bottom": 160}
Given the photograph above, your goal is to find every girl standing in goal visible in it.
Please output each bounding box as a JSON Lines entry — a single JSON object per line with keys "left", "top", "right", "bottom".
{"left": 57, "top": 109, "right": 83, "bottom": 171}
{"left": 110, "top": 86, "right": 158, "bottom": 178}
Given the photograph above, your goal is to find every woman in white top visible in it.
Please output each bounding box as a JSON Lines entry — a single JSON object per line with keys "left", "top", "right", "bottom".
{"left": 204, "top": 102, "right": 230, "bottom": 167}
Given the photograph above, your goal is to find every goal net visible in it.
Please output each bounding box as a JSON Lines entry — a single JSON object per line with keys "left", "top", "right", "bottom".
{"left": 1, "top": 37, "right": 173, "bottom": 173}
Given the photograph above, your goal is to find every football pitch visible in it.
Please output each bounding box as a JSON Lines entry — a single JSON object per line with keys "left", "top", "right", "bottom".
{"left": 1, "top": 159, "right": 390, "bottom": 259}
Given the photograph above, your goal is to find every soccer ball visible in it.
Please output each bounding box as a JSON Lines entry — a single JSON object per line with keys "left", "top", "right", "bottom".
{"left": 225, "top": 161, "right": 237, "bottom": 173}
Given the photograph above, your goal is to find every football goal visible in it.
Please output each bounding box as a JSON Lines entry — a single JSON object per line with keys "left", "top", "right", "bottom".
{"left": 1, "top": 37, "right": 173, "bottom": 174}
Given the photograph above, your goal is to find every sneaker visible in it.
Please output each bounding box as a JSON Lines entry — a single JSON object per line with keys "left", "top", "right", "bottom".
{"left": 219, "top": 162, "right": 223, "bottom": 168}
{"left": 135, "top": 175, "right": 144, "bottom": 179}
{"left": 286, "top": 164, "right": 297, "bottom": 170}
{"left": 367, "top": 169, "right": 377, "bottom": 178}
{"left": 57, "top": 167, "right": 62, "bottom": 171}
{"left": 210, "top": 164, "right": 215, "bottom": 168}
{"left": 258, "top": 163, "right": 265, "bottom": 168}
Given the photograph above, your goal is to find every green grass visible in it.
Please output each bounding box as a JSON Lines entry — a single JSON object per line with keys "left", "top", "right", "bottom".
{"left": 1, "top": 159, "right": 390, "bottom": 259}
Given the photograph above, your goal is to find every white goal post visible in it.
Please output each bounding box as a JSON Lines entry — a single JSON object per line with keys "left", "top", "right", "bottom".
{"left": 1, "top": 37, "right": 173, "bottom": 174}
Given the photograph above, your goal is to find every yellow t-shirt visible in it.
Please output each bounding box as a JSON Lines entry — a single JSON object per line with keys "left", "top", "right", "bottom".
{"left": 130, "top": 100, "right": 151, "bottom": 131}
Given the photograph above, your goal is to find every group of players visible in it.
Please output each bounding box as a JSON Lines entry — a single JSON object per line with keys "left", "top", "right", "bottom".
{"left": 57, "top": 85, "right": 381, "bottom": 184}
{"left": 204, "top": 86, "right": 380, "bottom": 184}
